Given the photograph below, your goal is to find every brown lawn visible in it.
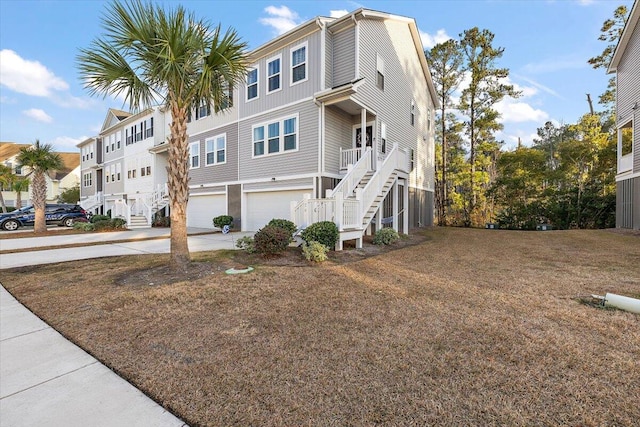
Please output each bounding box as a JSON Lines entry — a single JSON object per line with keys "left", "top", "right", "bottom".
{"left": 1, "top": 227, "right": 639, "bottom": 426}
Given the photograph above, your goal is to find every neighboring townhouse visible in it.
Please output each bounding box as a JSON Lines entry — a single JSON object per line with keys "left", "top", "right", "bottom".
{"left": 609, "top": 0, "right": 640, "bottom": 230}
{"left": 186, "top": 8, "right": 437, "bottom": 247}
{"left": 82, "top": 8, "right": 437, "bottom": 247}
{"left": 78, "top": 107, "right": 170, "bottom": 227}
{"left": 1, "top": 142, "right": 80, "bottom": 207}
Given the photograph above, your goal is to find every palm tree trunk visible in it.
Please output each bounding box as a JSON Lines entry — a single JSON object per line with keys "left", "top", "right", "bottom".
{"left": 32, "top": 171, "right": 47, "bottom": 233}
{"left": 167, "top": 102, "right": 191, "bottom": 269}
{"left": 0, "top": 192, "right": 7, "bottom": 213}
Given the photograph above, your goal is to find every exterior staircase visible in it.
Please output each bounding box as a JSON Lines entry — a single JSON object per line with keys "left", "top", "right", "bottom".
{"left": 79, "top": 192, "right": 103, "bottom": 215}
{"left": 112, "top": 184, "right": 170, "bottom": 229}
{"left": 291, "top": 144, "right": 409, "bottom": 250}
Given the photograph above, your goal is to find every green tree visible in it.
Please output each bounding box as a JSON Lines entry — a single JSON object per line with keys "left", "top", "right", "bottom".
{"left": 588, "top": 5, "right": 629, "bottom": 110}
{"left": 12, "top": 176, "right": 30, "bottom": 209}
{"left": 58, "top": 184, "right": 80, "bottom": 205}
{"left": 16, "top": 140, "right": 64, "bottom": 232}
{"left": 425, "top": 40, "right": 464, "bottom": 226}
{"left": 78, "top": 0, "right": 248, "bottom": 269}
{"left": 458, "top": 27, "right": 520, "bottom": 226}
{"left": 0, "top": 164, "right": 14, "bottom": 213}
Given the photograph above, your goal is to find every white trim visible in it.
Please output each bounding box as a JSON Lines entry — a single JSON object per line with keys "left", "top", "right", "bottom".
{"left": 246, "top": 67, "right": 259, "bottom": 102}
{"left": 189, "top": 141, "right": 200, "bottom": 169}
{"left": 290, "top": 41, "right": 308, "bottom": 86}
{"left": 616, "top": 170, "right": 640, "bottom": 181}
{"left": 239, "top": 96, "right": 314, "bottom": 123}
{"left": 266, "top": 53, "right": 283, "bottom": 94}
{"left": 617, "top": 115, "right": 635, "bottom": 174}
{"left": 188, "top": 173, "right": 317, "bottom": 189}
{"left": 242, "top": 185, "right": 313, "bottom": 194}
{"left": 204, "top": 133, "right": 227, "bottom": 167}
{"left": 189, "top": 191, "right": 226, "bottom": 197}
{"left": 251, "top": 113, "right": 300, "bottom": 159}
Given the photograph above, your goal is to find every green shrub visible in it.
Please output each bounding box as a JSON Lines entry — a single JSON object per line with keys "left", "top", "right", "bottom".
{"left": 235, "top": 236, "right": 256, "bottom": 253}
{"left": 110, "top": 218, "right": 127, "bottom": 229}
{"left": 302, "top": 240, "right": 328, "bottom": 262}
{"left": 373, "top": 227, "right": 400, "bottom": 245}
{"left": 300, "top": 221, "right": 339, "bottom": 250}
{"left": 267, "top": 218, "right": 297, "bottom": 239}
{"left": 153, "top": 213, "right": 170, "bottom": 227}
{"left": 213, "top": 215, "right": 233, "bottom": 229}
{"left": 73, "top": 222, "right": 95, "bottom": 232}
{"left": 253, "top": 225, "right": 290, "bottom": 256}
{"left": 90, "top": 214, "right": 110, "bottom": 223}
{"left": 92, "top": 220, "right": 112, "bottom": 231}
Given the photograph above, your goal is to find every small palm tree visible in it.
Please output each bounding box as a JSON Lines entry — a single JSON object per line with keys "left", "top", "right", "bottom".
{"left": 12, "top": 177, "right": 30, "bottom": 209}
{"left": 0, "top": 164, "right": 14, "bottom": 213}
{"left": 77, "top": 0, "right": 248, "bottom": 269}
{"left": 16, "top": 140, "right": 64, "bottom": 233}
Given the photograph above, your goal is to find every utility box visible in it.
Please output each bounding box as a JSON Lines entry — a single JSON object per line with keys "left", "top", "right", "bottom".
{"left": 536, "top": 224, "right": 553, "bottom": 231}
{"left": 485, "top": 223, "right": 497, "bottom": 229}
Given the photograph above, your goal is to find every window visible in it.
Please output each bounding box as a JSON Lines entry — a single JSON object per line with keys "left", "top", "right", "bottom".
{"left": 376, "top": 54, "right": 385, "bottom": 90}
{"left": 291, "top": 42, "right": 307, "bottom": 84}
{"left": 190, "top": 142, "right": 200, "bottom": 168}
{"left": 141, "top": 166, "right": 146, "bottom": 177}
{"left": 427, "top": 108, "right": 431, "bottom": 131}
{"left": 146, "top": 165, "right": 151, "bottom": 176}
{"left": 410, "top": 148, "right": 415, "bottom": 171}
{"left": 116, "top": 131, "right": 121, "bottom": 149}
{"left": 116, "top": 163, "right": 121, "bottom": 181}
{"left": 620, "top": 120, "right": 633, "bottom": 156}
{"left": 111, "top": 134, "right": 115, "bottom": 152}
{"left": 83, "top": 172, "right": 92, "bottom": 187}
{"left": 106, "top": 142, "right": 109, "bottom": 153}
{"left": 381, "top": 122, "right": 387, "bottom": 154}
{"left": 221, "top": 81, "right": 233, "bottom": 109}
{"left": 410, "top": 100, "right": 415, "bottom": 126}
{"left": 206, "top": 134, "right": 226, "bottom": 165}
{"left": 111, "top": 165, "right": 115, "bottom": 182}
{"left": 90, "top": 145, "right": 94, "bottom": 159}
{"left": 267, "top": 55, "right": 281, "bottom": 93}
{"left": 135, "top": 124, "right": 142, "bottom": 142}
{"left": 126, "top": 129, "right": 132, "bottom": 145}
{"left": 253, "top": 126, "right": 265, "bottom": 156}
{"left": 145, "top": 118, "right": 154, "bottom": 138}
{"left": 196, "top": 103, "right": 210, "bottom": 120}
{"left": 247, "top": 68, "right": 258, "bottom": 100}
{"left": 252, "top": 115, "right": 298, "bottom": 157}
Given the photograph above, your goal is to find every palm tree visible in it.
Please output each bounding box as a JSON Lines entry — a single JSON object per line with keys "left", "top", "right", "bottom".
{"left": 77, "top": 0, "right": 248, "bottom": 270}
{"left": 0, "top": 164, "right": 14, "bottom": 213}
{"left": 16, "top": 140, "right": 64, "bottom": 233}
{"left": 12, "top": 177, "right": 30, "bottom": 209}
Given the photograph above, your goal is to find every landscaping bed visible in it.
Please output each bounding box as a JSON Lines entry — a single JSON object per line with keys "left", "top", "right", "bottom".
{"left": 1, "top": 228, "right": 639, "bottom": 426}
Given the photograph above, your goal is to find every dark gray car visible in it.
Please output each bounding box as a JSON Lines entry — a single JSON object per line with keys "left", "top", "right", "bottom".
{"left": 0, "top": 204, "right": 88, "bottom": 231}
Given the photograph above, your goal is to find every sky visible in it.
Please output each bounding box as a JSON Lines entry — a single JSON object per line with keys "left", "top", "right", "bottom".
{"left": 0, "top": 0, "right": 634, "bottom": 153}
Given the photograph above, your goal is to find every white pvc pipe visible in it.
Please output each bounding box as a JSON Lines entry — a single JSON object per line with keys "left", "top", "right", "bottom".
{"left": 604, "top": 293, "right": 640, "bottom": 314}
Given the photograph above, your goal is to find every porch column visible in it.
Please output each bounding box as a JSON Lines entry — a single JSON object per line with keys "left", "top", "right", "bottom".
{"left": 392, "top": 179, "right": 398, "bottom": 232}
{"left": 403, "top": 180, "right": 409, "bottom": 234}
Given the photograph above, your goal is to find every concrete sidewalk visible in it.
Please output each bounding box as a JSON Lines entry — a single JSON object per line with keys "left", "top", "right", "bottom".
{"left": 0, "top": 286, "right": 187, "bottom": 427}
{"left": 0, "top": 228, "right": 251, "bottom": 269}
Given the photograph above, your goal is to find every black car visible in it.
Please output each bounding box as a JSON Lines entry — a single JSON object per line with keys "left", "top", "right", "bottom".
{"left": 0, "top": 204, "right": 88, "bottom": 231}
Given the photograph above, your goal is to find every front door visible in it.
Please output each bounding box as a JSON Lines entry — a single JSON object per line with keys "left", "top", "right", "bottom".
{"left": 355, "top": 125, "right": 373, "bottom": 149}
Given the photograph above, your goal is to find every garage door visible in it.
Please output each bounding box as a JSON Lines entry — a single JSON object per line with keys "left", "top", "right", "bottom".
{"left": 187, "top": 194, "right": 226, "bottom": 229}
{"left": 245, "top": 190, "right": 310, "bottom": 231}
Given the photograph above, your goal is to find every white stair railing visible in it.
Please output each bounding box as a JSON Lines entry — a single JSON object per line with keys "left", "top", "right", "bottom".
{"left": 80, "top": 191, "right": 103, "bottom": 212}
{"left": 340, "top": 147, "right": 363, "bottom": 170}
{"left": 113, "top": 199, "right": 130, "bottom": 225}
{"left": 151, "top": 183, "right": 169, "bottom": 214}
{"left": 359, "top": 144, "right": 406, "bottom": 222}
{"left": 331, "top": 147, "right": 371, "bottom": 198}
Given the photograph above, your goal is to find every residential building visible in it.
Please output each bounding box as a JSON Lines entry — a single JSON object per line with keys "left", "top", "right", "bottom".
{"left": 0, "top": 142, "right": 80, "bottom": 208}
{"left": 609, "top": 0, "right": 640, "bottom": 229}
{"left": 80, "top": 8, "right": 438, "bottom": 246}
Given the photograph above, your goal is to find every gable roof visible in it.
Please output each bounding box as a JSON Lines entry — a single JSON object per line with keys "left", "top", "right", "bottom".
{"left": 101, "top": 108, "right": 132, "bottom": 133}
{"left": 607, "top": 0, "right": 639, "bottom": 73}
{"left": 0, "top": 142, "right": 31, "bottom": 162}
{"left": 0, "top": 142, "right": 79, "bottom": 181}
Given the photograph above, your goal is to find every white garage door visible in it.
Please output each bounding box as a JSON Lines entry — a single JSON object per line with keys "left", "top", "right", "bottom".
{"left": 245, "top": 190, "right": 310, "bottom": 231}
{"left": 187, "top": 194, "right": 226, "bottom": 229}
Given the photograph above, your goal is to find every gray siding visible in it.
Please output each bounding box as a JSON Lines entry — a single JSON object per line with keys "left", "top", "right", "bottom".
{"left": 617, "top": 19, "right": 640, "bottom": 172}
{"left": 354, "top": 19, "right": 435, "bottom": 191}
{"left": 325, "top": 28, "right": 334, "bottom": 88}
{"left": 240, "top": 33, "right": 322, "bottom": 118}
{"left": 238, "top": 100, "right": 319, "bottom": 180}
{"left": 188, "top": 122, "right": 239, "bottom": 185}
{"left": 331, "top": 27, "right": 356, "bottom": 86}
{"left": 190, "top": 185, "right": 226, "bottom": 195}
{"left": 409, "top": 188, "right": 434, "bottom": 227}
{"left": 103, "top": 159, "right": 124, "bottom": 195}
{"left": 244, "top": 177, "right": 313, "bottom": 191}
{"left": 324, "top": 106, "right": 357, "bottom": 172}
{"left": 616, "top": 176, "right": 640, "bottom": 229}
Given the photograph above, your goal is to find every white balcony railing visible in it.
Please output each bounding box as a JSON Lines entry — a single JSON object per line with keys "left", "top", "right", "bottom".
{"left": 113, "top": 199, "right": 131, "bottom": 225}
{"left": 332, "top": 147, "right": 372, "bottom": 198}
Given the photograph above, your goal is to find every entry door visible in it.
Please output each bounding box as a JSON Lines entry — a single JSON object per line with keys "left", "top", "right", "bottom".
{"left": 355, "top": 125, "right": 373, "bottom": 148}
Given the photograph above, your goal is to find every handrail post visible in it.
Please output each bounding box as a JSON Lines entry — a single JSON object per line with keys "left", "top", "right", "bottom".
{"left": 335, "top": 191, "right": 344, "bottom": 231}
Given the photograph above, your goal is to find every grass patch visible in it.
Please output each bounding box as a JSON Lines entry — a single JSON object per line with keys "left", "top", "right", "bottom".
{"left": 1, "top": 228, "right": 639, "bottom": 426}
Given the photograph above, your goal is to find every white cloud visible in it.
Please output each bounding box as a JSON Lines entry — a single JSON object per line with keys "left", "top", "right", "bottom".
{"left": 0, "top": 49, "right": 68, "bottom": 97}
{"left": 330, "top": 9, "right": 348, "bottom": 18}
{"left": 577, "top": 0, "right": 595, "bottom": 5}
{"left": 512, "top": 74, "right": 563, "bottom": 99}
{"left": 49, "top": 136, "right": 86, "bottom": 152}
{"left": 259, "top": 5, "right": 301, "bottom": 35}
{"left": 522, "top": 58, "right": 586, "bottom": 74}
{"left": 23, "top": 108, "right": 53, "bottom": 123}
{"left": 496, "top": 99, "right": 549, "bottom": 123}
{"left": 419, "top": 29, "right": 452, "bottom": 49}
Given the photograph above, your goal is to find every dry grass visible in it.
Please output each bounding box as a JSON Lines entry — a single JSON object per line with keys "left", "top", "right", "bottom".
{"left": 1, "top": 228, "right": 639, "bottom": 426}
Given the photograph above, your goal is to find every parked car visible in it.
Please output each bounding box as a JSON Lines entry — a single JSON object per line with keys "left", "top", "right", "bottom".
{"left": 0, "top": 204, "right": 88, "bottom": 231}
